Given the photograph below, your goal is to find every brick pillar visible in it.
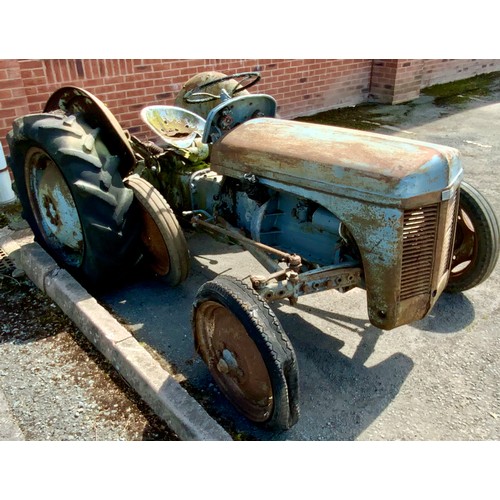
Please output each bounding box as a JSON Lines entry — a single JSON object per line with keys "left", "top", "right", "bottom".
{"left": 370, "top": 59, "right": 424, "bottom": 104}
{"left": 0, "top": 60, "right": 30, "bottom": 155}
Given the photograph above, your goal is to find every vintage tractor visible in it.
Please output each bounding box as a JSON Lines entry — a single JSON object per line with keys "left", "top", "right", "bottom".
{"left": 6, "top": 72, "right": 499, "bottom": 431}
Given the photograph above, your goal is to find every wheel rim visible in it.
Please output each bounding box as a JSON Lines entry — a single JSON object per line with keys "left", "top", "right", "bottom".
{"left": 194, "top": 300, "right": 274, "bottom": 422}
{"left": 450, "top": 207, "right": 477, "bottom": 279}
{"left": 137, "top": 202, "right": 171, "bottom": 276}
{"left": 25, "top": 147, "right": 84, "bottom": 267}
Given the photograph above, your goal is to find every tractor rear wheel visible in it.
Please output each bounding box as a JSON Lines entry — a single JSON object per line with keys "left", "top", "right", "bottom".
{"left": 193, "top": 275, "right": 300, "bottom": 430}
{"left": 7, "top": 112, "right": 141, "bottom": 290}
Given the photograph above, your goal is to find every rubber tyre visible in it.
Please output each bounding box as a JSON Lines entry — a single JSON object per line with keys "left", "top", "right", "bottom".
{"left": 7, "top": 112, "right": 141, "bottom": 290}
{"left": 193, "top": 275, "right": 300, "bottom": 431}
{"left": 446, "top": 181, "right": 499, "bottom": 293}
{"left": 124, "top": 175, "right": 190, "bottom": 286}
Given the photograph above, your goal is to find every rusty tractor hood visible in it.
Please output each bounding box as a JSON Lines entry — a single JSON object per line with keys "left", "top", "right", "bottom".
{"left": 209, "top": 118, "right": 463, "bottom": 205}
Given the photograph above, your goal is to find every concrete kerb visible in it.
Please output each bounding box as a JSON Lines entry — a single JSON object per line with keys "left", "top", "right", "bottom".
{"left": 0, "top": 229, "right": 232, "bottom": 441}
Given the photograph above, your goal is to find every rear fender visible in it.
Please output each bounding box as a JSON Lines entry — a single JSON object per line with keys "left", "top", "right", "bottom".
{"left": 44, "top": 86, "right": 136, "bottom": 177}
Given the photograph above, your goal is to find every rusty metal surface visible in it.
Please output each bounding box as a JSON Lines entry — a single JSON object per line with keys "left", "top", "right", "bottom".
{"left": 211, "top": 118, "right": 463, "bottom": 204}
{"left": 140, "top": 106, "right": 206, "bottom": 149}
{"left": 25, "top": 147, "right": 84, "bottom": 267}
{"left": 240, "top": 171, "right": 459, "bottom": 330}
{"left": 194, "top": 300, "right": 273, "bottom": 422}
{"left": 136, "top": 202, "right": 171, "bottom": 276}
{"left": 202, "top": 94, "right": 277, "bottom": 144}
{"left": 400, "top": 204, "right": 439, "bottom": 301}
{"left": 208, "top": 118, "right": 465, "bottom": 330}
{"left": 252, "top": 266, "right": 363, "bottom": 304}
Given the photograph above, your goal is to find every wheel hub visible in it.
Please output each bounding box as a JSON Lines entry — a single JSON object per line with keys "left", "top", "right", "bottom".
{"left": 138, "top": 206, "right": 171, "bottom": 276}
{"left": 451, "top": 208, "right": 477, "bottom": 274}
{"left": 216, "top": 348, "right": 242, "bottom": 377}
{"left": 194, "top": 300, "right": 273, "bottom": 422}
{"left": 26, "top": 148, "right": 84, "bottom": 267}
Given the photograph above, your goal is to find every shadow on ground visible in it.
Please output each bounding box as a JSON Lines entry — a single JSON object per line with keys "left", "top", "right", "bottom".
{"left": 100, "top": 245, "right": 418, "bottom": 441}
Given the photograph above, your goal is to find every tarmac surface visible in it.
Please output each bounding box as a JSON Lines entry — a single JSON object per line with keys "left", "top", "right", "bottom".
{"left": 1, "top": 73, "right": 500, "bottom": 441}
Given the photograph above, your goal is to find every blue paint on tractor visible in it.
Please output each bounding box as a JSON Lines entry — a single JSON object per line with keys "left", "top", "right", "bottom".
{"left": 207, "top": 116, "right": 463, "bottom": 329}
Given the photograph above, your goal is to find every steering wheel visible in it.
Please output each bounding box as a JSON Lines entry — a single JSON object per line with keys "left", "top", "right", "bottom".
{"left": 183, "top": 72, "right": 261, "bottom": 103}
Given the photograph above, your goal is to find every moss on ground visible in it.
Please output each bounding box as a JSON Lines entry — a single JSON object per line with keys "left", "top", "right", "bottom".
{"left": 295, "top": 71, "right": 500, "bottom": 128}
{"left": 421, "top": 71, "right": 500, "bottom": 106}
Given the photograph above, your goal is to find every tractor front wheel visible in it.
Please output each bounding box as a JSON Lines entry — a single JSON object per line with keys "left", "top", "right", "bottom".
{"left": 193, "top": 275, "right": 300, "bottom": 430}
{"left": 446, "top": 181, "right": 499, "bottom": 293}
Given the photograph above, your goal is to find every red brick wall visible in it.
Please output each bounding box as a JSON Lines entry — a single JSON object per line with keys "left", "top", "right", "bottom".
{"left": 370, "top": 59, "right": 426, "bottom": 104}
{"left": 359, "top": 59, "right": 500, "bottom": 105}
{"left": 1, "top": 58, "right": 500, "bottom": 157}
{"left": 420, "top": 59, "right": 500, "bottom": 87}
{"left": 0, "top": 59, "right": 373, "bottom": 156}
{"left": 0, "top": 60, "right": 31, "bottom": 153}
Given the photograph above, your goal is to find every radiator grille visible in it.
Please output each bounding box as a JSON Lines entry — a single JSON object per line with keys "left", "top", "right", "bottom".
{"left": 400, "top": 204, "right": 439, "bottom": 300}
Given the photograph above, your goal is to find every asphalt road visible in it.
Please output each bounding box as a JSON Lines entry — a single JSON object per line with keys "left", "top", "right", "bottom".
{"left": 100, "top": 81, "right": 500, "bottom": 440}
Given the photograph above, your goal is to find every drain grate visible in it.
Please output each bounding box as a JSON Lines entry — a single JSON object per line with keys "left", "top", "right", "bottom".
{"left": 0, "top": 247, "right": 16, "bottom": 274}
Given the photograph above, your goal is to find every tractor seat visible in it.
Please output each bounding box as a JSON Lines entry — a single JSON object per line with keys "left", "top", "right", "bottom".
{"left": 140, "top": 105, "right": 206, "bottom": 149}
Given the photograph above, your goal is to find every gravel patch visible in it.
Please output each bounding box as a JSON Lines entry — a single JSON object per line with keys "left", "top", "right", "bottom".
{"left": 0, "top": 272, "right": 179, "bottom": 441}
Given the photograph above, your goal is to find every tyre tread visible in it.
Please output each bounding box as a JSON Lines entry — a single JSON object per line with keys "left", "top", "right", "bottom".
{"left": 7, "top": 112, "right": 140, "bottom": 289}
